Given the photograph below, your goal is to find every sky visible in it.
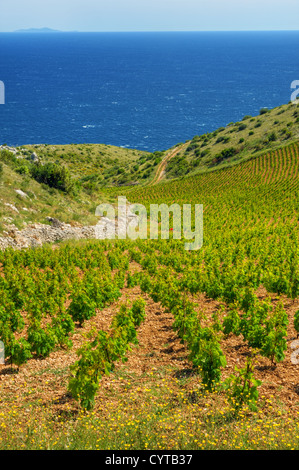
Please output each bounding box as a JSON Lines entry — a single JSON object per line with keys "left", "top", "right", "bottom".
{"left": 0, "top": 0, "right": 299, "bottom": 32}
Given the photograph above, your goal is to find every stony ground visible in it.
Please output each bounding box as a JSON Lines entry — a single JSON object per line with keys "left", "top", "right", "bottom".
{"left": 1, "top": 262, "right": 299, "bottom": 423}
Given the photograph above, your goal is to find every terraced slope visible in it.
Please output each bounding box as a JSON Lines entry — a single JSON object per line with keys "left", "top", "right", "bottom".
{"left": 162, "top": 102, "right": 299, "bottom": 180}
{"left": 127, "top": 140, "right": 299, "bottom": 210}
{"left": 1, "top": 136, "right": 299, "bottom": 449}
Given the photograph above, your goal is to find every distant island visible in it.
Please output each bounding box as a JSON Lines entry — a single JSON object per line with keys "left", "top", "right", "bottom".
{"left": 14, "top": 27, "right": 62, "bottom": 33}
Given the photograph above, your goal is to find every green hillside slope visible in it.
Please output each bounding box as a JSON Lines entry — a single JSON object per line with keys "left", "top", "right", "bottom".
{"left": 0, "top": 105, "right": 299, "bottom": 450}
{"left": 162, "top": 101, "right": 299, "bottom": 180}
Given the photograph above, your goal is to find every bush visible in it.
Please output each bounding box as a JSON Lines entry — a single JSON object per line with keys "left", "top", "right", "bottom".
{"left": 186, "top": 143, "right": 199, "bottom": 152}
{"left": 216, "top": 135, "right": 230, "bottom": 143}
{"left": 0, "top": 149, "right": 17, "bottom": 164}
{"left": 223, "top": 357, "right": 261, "bottom": 412}
{"left": 268, "top": 132, "right": 277, "bottom": 142}
{"left": 201, "top": 149, "right": 210, "bottom": 157}
{"left": 30, "top": 162, "right": 75, "bottom": 193}
{"left": 242, "top": 115, "right": 252, "bottom": 121}
{"left": 212, "top": 147, "right": 238, "bottom": 165}
{"left": 189, "top": 327, "right": 227, "bottom": 391}
{"left": 68, "top": 291, "right": 97, "bottom": 326}
{"left": 15, "top": 165, "right": 30, "bottom": 175}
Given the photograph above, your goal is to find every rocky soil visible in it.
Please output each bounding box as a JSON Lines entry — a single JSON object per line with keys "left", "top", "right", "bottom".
{"left": 0, "top": 204, "right": 140, "bottom": 250}
{"left": 0, "top": 217, "right": 96, "bottom": 250}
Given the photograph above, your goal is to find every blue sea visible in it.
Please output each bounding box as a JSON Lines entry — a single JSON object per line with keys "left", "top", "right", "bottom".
{"left": 0, "top": 31, "right": 299, "bottom": 151}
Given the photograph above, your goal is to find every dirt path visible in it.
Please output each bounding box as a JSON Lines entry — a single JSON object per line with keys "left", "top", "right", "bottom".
{"left": 149, "top": 142, "right": 189, "bottom": 186}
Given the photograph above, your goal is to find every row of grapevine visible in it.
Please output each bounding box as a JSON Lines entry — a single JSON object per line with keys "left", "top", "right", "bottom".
{"left": 0, "top": 241, "right": 131, "bottom": 368}
{"left": 68, "top": 298, "right": 146, "bottom": 410}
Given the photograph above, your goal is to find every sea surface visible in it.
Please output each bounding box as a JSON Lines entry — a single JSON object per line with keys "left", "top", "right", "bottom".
{"left": 0, "top": 31, "right": 299, "bottom": 151}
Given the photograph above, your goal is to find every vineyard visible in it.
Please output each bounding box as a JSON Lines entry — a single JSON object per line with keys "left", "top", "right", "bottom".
{"left": 0, "top": 138, "right": 299, "bottom": 449}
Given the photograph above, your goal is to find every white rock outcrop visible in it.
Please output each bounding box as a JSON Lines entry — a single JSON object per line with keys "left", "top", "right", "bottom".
{"left": 0, "top": 203, "right": 141, "bottom": 250}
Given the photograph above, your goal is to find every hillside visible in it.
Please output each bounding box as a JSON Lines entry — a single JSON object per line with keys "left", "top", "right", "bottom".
{"left": 3, "top": 142, "right": 164, "bottom": 188}
{"left": 0, "top": 102, "right": 298, "bottom": 234}
{"left": 126, "top": 139, "right": 299, "bottom": 208}
{"left": 161, "top": 101, "right": 299, "bottom": 180}
{"left": 1, "top": 99, "right": 299, "bottom": 450}
{"left": 14, "top": 28, "right": 62, "bottom": 33}
{"left": 0, "top": 130, "right": 299, "bottom": 449}
{"left": 0, "top": 142, "right": 166, "bottom": 234}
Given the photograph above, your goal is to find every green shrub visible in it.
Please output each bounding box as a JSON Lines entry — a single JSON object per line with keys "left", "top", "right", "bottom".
{"left": 189, "top": 327, "right": 227, "bottom": 391}
{"left": 68, "top": 291, "right": 97, "bottom": 326}
{"left": 0, "top": 149, "right": 17, "bottom": 165}
{"left": 15, "top": 165, "right": 30, "bottom": 175}
{"left": 223, "top": 356, "right": 261, "bottom": 412}
{"left": 30, "top": 162, "right": 75, "bottom": 193}
{"left": 212, "top": 147, "right": 238, "bottom": 165}
{"left": 268, "top": 132, "right": 277, "bottom": 142}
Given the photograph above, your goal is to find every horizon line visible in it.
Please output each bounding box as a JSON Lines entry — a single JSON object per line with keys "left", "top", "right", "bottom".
{"left": 1, "top": 28, "right": 299, "bottom": 33}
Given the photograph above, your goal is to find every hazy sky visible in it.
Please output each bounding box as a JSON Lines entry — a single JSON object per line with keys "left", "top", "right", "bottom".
{"left": 0, "top": 0, "right": 299, "bottom": 32}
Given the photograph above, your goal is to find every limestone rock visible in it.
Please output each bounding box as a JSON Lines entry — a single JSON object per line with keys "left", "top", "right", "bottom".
{"left": 15, "top": 189, "right": 29, "bottom": 198}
